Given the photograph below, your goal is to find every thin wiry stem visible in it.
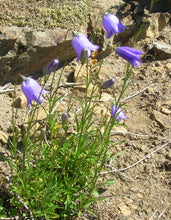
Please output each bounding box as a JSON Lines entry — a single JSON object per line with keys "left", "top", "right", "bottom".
{"left": 50, "top": 93, "right": 68, "bottom": 115}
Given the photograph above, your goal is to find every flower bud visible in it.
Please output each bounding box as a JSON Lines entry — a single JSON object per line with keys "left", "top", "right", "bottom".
{"left": 45, "top": 59, "right": 59, "bottom": 74}
{"left": 62, "top": 113, "right": 69, "bottom": 124}
{"left": 102, "top": 78, "right": 115, "bottom": 89}
{"left": 80, "top": 48, "right": 89, "bottom": 64}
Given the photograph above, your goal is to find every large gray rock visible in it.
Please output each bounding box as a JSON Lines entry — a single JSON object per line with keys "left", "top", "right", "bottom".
{"left": 0, "top": 26, "right": 76, "bottom": 85}
{"left": 124, "top": 0, "right": 171, "bottom": 13}
{"left": 150, "top": 41, "right": 171, "bottom": 60}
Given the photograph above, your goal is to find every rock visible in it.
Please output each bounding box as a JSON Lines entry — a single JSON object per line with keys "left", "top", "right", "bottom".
{"left": 149, "top": 41, "right": 171, "bottom": 60}
{"left": 74, "top": 65, "right": 87, "bottom": 83}
{"left": 147, "top": 87, "right": 155, "bottom": 94}
{"left": 73, "top": 84, "right": 98, "bottom": 98}
{"left": 100, "top": 93, "right": 113, "bottom": 102}
{"left": 165, "top": 63, "right": 171, "bottom": 70}
{"left": 161, "top": 107, "right": 170, "bottom": 115}
{"left": 153, "top": 110, "right": 171, "bottom": 128}
{"left": 114, "top": 8, "right": 170, "bottom": 43}
{"left": 124, "top": 197, "right": 133, "bottom": 204}
{"left": 98, "top": 66, "right": 108, "bottom": 80}
{"left": 0, "top": 130, "right": 8, "bottom": 144}
{"left": 137, "top": 13, "right": 170, "bottom": 40}
{"left": 164, "top": 100, "right": 171, "bottom": 106}
{"left": 0, "top": 26, "right": 76, "bottom": 85}
{"left": 151, "top": 0, "right": 171, "bottom": 13}
{"left": 118, "top": 203, "right": 132, "bottom": 216}
{"left": 94, "top": 104, "right": 111, "bottom": 118}
{"left": 36, "top": 108, "right": 47, "bottom": 121}
{"left": 14, "top": 94, "right": 27, "bottom": 108}
{"left": 54, "top": 102, "right": 67, "bottom": 112}
{"left": 111, "top": 126, "right": 128, "bottom": 135}
{"left": 131, "top": 0, "right": 171, "bottom": 13}
{"left": 21, "top": 107, "right": 47, "bottom": 139}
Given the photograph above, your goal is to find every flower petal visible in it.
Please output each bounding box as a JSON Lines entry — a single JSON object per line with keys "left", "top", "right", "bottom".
{"left": 116, "top": 46, "right": 144, "bottom": 67}
{"left": 72, "top": 33, "right": 99, "bottom": 61}
{"left": 21, "top": 81, "right": 32, "bottom": 107}
{"left": 21, "top": 77, "right": 49, "bottom": 107}
{"left": 111, "top": 105, "right": 129, "bottom": 122}
{"left": 103, "top": 14, "right": 127, "bottom": 39}
{"left": 45, "top": 59, "right": 59, "bottom": 74}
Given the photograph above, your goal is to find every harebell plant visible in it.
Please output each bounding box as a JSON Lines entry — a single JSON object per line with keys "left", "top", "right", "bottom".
{"left": 5, "top": 9, "right": 145, "bottom": 220}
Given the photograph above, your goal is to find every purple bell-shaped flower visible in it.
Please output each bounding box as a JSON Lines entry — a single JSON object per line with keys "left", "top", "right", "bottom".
{"left": 21, "top": 75, "right": 49, "bottom": 108}
{"left": 103, "top": 13, "right": 127, "bottom": 39}
{"left": 116, "top": 46, "right": 145, "bottom": 67}
{"left": 72, "top": 31, "right": 99, "bottom": 61}
{"left": 111, "top": 105, "right": 129, "bottom": 122}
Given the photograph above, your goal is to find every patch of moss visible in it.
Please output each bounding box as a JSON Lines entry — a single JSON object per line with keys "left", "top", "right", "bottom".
{"left": 0, "top": 0, "right": 92, "bottom": 31}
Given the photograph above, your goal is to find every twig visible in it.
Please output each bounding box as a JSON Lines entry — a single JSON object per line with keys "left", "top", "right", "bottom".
{"left": 21, "top": 108, "right": 32, "bottom": 124}
{"left": 51, "top": 93, "right": 68, "bottom": 115}
{"left": 95, "top": 83, "right": 158, "bottom": 103}
{"left": 0, "top": 88, "right": 14, "bottom": 93}
{"left": 52, "top": 82, "right": 84, "bottom": 89}
{"left": 1, "top": 82, "right": 11, "bottom": 89}
{"left": 63, "top": 82, "right": 84, "bottom": 86}
{"left": 120, "top": 83, "right": 158, "bottom": 103}
{"left": 6, "top": 177, "right": 34, "bottom": 220}
{"left": 75, "top": 107, "right": 82, "bottom": 114}
{"left": 149, "top": 210, "right": 158, "bottom": 220}
{"left": 0, "top": 217, "right": 19, "bottom": 220}
{"left": 158, "top": 209, "right": 166, "bottom": 219}
{"left": 0, "top": 83, "right": 14, "bottom": 93}
{"left": 100, "top": 142, "right": 170, "bottom": 174}
{"left": 104, "top": 164, "right": 131, "bottom": 180}
{"left": 15, "top": 193, "right": 34, "bottom": 220}
{"left": 119, "top": 142, "right": 170, "bottom": 171}
{"left": 110, "top": 130, "right": 171, "bottom": 141}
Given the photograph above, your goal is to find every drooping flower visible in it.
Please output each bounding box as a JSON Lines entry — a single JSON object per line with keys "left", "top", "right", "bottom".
{"left": 21, "top": 75, "right": 49, "bottom": 108}
{"left": 103, "top": 13, "right": 127, "bottom": 39}
{"left": 44, "top": 59, "right": 59, "bottom": 74}
{"left": 102, "top": 78, "right": 115, "bottom": 89}
{"left": 72, "top": 32, "right": 99, "bottom": 61}
{"left": 111, "top": 105, "right": 129, "bottom": 122}
{"left": 116, "top": 46, "right": 144, "bottom": 67}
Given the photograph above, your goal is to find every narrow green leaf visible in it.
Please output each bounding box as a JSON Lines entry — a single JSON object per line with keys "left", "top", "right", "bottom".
{"left": 87, "top": 208, "right": 97, "bottom": 217}
{"left": 104, "top": 179, "right": 116, "bottom": 186}
{"left": 78, "top": 210, "right": 82, "bottom": 217}
{"left": 92, "top": 188, "right": 99, "bottom": 197}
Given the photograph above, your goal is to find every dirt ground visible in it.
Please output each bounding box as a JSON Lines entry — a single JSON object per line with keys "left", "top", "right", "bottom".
{"left": 0, "top": 0, "right": 171, "bottom": 219}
